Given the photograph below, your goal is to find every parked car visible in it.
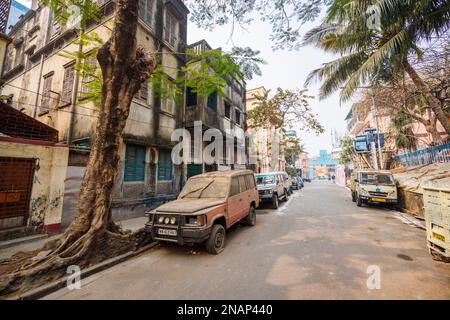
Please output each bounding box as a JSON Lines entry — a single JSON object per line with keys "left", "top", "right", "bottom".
{"left": 255, "top": 172, "right": 290, "bottom": 209}
{"left": 299, "top": 177, "right": 304, "bottom": 189}
{"left": 291, "top": 177, "right": 304, "bottom": 190}
{"left": 350, "top": 170, "right": 397, "bottom": 207}
{"left": 145, "top": 170, "right": 259, "bottom": 254}
{"left": 303, "top": 177, "right": 311, "bottom": 183}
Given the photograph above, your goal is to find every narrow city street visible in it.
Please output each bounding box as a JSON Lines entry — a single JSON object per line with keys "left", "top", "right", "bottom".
{"left": 45, "top": 182, "right": 450, "bottom": 300}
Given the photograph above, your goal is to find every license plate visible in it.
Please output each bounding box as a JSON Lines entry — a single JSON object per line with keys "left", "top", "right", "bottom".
{"left": 432, "top": 233, "right": 445, "bottom": 242}
{"left": 157, "top": 229, "right": 177, "bottom": 236}
{"left": 371, "top": 198, "right": 386, "bottom": 203}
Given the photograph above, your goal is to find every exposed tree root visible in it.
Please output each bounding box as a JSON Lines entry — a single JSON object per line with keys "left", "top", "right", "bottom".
{"left": 0, "top": 0, "right": 156, "bottom": 300}
{"left": 0, "top": 225, "right": 151, "bottom": 299}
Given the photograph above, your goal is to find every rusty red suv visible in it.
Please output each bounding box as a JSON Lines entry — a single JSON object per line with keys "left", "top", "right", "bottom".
{"left": 145, "top": 170, "right": 259, "bottom": 254}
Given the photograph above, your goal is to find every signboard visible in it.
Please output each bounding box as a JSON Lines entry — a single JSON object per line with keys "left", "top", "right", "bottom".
{"left": 354, "top": 133, "right": 385, "bottom": 153}
{"left": 354, "top": 135, "right": 369, "bottom": 152}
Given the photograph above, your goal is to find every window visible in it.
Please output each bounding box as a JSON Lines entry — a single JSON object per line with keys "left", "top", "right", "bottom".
{"left": 61, "top": 63, "right": 75, "bottom": 106}
{"left": 50, "top": 18, "right": 62, "bottom": 40}
{"left": 246, "top": 175, "right": 256, "bottom": 189}
{"left": 158, "top": 150, "right": 173, "bottom": 181}
{"left": 224, "top": 102, "right": 231, "bottom": 119}
{"left": 40, "top": 73, "right": 53, "bottom": 114}
{"left": 135, "top": 81, "right": 149, "bottom": 103}
{"left": 124, "top": 144, "right": 146, "bottom": 182}
{"left": 230, "top": 177, "right": 240, "bottom": 197}
{"left": 235, "top": 109, "right": 241, "bottom": 125}
{"left": 164, "top": 10, "right": 179, "bottom": 48}
{"left": 186, "top": 87, "right": 197, "bottom": 107}
{"left": 139, "top": 0, "right": 155, "bottom": 27}
{"left": 162, "top": 81, "right": 176, "bottom": 114}
{"left": 207, "top": 92, "right": 217, "bottom": 111}
{"left": 238, "top": 176, "right": 247, "bottom": 193}
{"left": 81, "top": 54, "right": 97, "bottom": 94}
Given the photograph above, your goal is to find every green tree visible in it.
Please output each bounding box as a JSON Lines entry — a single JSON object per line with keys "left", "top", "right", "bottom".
{"left": 187, "top": 0, "right": 333, "bottom": 50}
{"left": 339, "top": 136, "right": 354, "bottom": 165}
{"left": 284, "top": 136, "right": 304, "bottom": 166}
{"left": 247, "top": 88, "right": 324, "bottom": 134}
{"left": 304, "top": 0, "right": 450, "bottom": 135}
{"left": 391, "top": 112, "right": 418, "bottom": 151}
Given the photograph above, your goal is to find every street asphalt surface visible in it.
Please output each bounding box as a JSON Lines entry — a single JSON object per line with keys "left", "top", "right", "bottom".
{"left": 45, "top": 181, "right": 450, "bottom": 300}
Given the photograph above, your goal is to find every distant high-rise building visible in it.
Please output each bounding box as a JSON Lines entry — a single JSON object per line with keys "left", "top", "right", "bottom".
{"left": 7, "top": 1, "right": 29, "bottom": 31}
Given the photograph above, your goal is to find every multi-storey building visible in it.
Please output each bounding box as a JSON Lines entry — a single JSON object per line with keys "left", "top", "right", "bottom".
{"left": 246, "top": 86, "right": 286, "bottom": 173}
{"left": 0, "top": 0, "right": 189, "bottom": 229}
{"left": 308, "top": 150, "right": 338, "bottom": 180}
{"left": 183, "top": 40, "right": 248, "bottom": 177}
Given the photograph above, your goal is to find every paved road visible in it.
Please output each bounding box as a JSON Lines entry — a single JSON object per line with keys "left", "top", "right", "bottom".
{"left": 45, "top": 182, "right": 450, "bottom": 300}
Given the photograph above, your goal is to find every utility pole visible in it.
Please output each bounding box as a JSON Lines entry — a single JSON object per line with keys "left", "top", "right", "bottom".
{"left": 371, "top": 88, "right": 383, "bottom": 169}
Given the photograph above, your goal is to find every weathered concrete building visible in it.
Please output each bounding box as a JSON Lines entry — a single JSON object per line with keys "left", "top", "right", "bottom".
{"left": 0, "top": 102, "right": 68, "bottom": 235}
{"left": 0, "top": 0, "right": 189, "bottom": 226}
{"left": 184, "top": 40, "right": 248, "bottom": 177}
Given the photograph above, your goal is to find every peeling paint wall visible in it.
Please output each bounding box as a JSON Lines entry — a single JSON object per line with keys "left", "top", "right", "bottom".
{"left": 0, "top": 140, "right": 69, "bottom": 231}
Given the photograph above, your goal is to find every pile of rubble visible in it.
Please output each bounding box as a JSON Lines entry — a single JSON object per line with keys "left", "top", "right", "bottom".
{"left": 392, "top": 163, "right": 450, "bottom": 217}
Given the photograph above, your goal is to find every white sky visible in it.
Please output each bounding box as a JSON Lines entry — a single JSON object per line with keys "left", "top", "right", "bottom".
{"left": 15, "top": 0, "right": 32, "bottom": 7}
{"left": 188, "top": 17, "right": 352, "bottom": 157}
{"left": 14, "top": 0, "right": 351, "bottom": 157}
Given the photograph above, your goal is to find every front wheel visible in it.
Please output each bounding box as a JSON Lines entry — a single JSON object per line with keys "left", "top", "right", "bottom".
{"left": 244, "top": 206, "right": 256, "bottom": 226}
{"left": 206, "top": 224, "right": 226, "bottom": 254}
{"left": 282, "top": 189, "right": 289, "bottom": 202}
{"left": 356, "top": 194, "right": 363, "bottom": 207}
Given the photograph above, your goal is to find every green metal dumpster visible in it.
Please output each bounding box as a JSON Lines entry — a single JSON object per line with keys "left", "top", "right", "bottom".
{"left": 423, "top": 186, "right": 450, "bottom": 262}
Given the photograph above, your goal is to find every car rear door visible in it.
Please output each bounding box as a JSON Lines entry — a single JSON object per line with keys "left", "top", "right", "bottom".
{"left": 246, "top": 174, "right": 258, "bottom": 207}
{"left": 238, "top": 175, "right": 250, "bottom": 219}
{"left": 228, "top": 176, "right": 243, "bottom": 225}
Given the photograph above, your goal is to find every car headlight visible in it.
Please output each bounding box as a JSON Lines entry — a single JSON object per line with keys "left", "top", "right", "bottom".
{"left": 360, "top": 189, "right": 368, "bottom": 195}
{"left": 158, "top": 216, "right": 164, "bottom": 224}
{"left": 186, "top": 215, "right": 206, "bottom": 227}
{"left": 164, "top": 217, "right": 170, "bottom": 224}
{"left": 170, "top": 217, "right": 177, "bottom": 225}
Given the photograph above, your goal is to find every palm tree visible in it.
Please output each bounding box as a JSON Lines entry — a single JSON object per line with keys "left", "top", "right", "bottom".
{"left": 304, "top": 0, "right": 450, "bottom": 135}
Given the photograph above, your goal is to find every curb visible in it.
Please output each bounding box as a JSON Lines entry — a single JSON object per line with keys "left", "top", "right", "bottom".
{"left": 16, "top": 242, "right": 158, "bottom": 300}
{"left": 0, "top": 234, "right": 48, "bottom": 250}
{"left": 397, "top": 212, "right": 426, "bottom": 230}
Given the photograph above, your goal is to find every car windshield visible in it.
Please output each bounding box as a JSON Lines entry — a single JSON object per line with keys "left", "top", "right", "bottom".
{"left": 360, "top": 173, "right": 395, "bottom": 186}
{"left": 179, "top": 177, "right": 229, "bottom": 199}
{"left": 256, "top": 175, "right": 275, "bottom": 185}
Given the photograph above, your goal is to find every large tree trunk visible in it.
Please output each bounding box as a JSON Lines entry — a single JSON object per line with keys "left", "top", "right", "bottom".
{"left": 403, "top": 59, "right": 450, "bottom": 135}
{"left": 0, "top": 0, "right": 155, "bottom": 296}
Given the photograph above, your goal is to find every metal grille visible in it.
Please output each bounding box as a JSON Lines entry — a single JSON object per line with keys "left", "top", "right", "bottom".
{"left": 0, "top": 157, "right": 35, "bottom": 230}
{"left": 369, "top": 192, "right": 388, "bottom": 197}
{"left": 0, "top": 0, "right": 11, "bottom": 34}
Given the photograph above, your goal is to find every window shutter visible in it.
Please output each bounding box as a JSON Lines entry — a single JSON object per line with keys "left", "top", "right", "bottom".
{"left": 40, "top": 75, "right": 53, "bottom": 113}
{"left": 61, "top": 63, "right": 75, "bottom": 106}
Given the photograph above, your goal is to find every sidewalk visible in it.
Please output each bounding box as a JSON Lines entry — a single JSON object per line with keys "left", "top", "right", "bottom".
{"left": 0, "top": 216, "right": 148, "bottom": 260}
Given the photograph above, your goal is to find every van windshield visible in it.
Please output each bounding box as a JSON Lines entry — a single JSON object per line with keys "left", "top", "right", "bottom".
{"left": 256, "top": 175, "right": 275, "bottom": 185}
{"left": 360, "top": 173, "right": 395, "bottom": 186}
{"left": 180, "top": 177, "right": 229, "bottom": 199}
